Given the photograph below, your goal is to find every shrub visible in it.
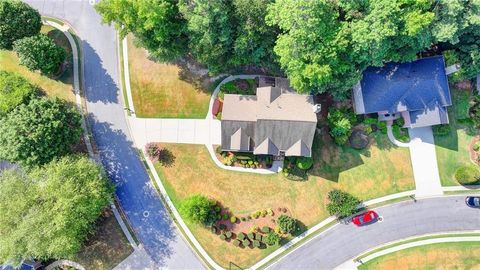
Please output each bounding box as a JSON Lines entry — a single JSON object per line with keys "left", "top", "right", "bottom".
{"left": 158, "top": 148, "right": 176, "bottom": 167}
{"left": 241, "top": 217, "right": 246, "bottom": 222}
{"left": 230, "top": 216, "right": 237, "bottom": 223}
{"left": 326, "top": 189, "right": 361, "bottom": 218}
{"left": 455, "top": 166, "right": 480, "bottom": 185}
{"left": 378, "top": 121, "right": 387, "bottom": 134}
{"left": 295, "top": 157, "right": 314, "bottom": 170}
{"left": 225, "top": 231, "right": 233, "bottom": 238}
{"left": 219, "top": 224, "right": 227, "bottom": 230}
{"left": 0, "top": 97, "right": 82, "bottom": 167}
{"left": 13, "top": 34, "right": 66, "bottom": 75}
{"left": 249, "top": 225, "right": 258, "bottom": 233}
{"left": 242, "top": 239, "right": 251, "bottom": 247}
{"left": 253, "top": 240, "right": 261, "bottom": 248}
{"left": 0, "top": 0, "right": 41, "bottom": 49}
{"left": 328, "top": 107, "right": 357, "bottom": 145}
{"left": 265, "top": 232, "right": 281, "bottom": 246}
{"left": 473, "top": 142, "right": 480, "bottom": 152}
{"left": 267, "top": 208, "right": 274, "bottom": 216}
{"left": 277, "top": 215, "right": 298, "bottom": 234}
{"left": 179, "top": 194, "right": 217, "bottom": 226}
{"left": 432, "top": 124, "right": 452, "bottom": 136}
{"left": 261, "top": 209, "right": 268, "bottom": 217}
{"left": 145, "top": 142, "right": 161, "bottom": 161}
{"left": 220, "top": 234, "right": 226, "bottom": 240}
{"left": 237, "top": 232, "right": 246, "bottom": 240}
{"left": 233, "top": 239, "right": 241, "bottom": 247}
{"left": 247, "top": 232, "right": 255, "bottom": 239}
{"left": 223, "top": 213, "right": 229, "bottom": 220}
{"left": 261, "top": 226, "right": 270, "bottom": 233}
{"left": 215, "top": 206, "right": 221, "bottom": 213}
{"left": 211, "top": 226, "right": 217, "bottom": 234}
{"left": 0, "top": 71, "right": 38, "bottom": 116}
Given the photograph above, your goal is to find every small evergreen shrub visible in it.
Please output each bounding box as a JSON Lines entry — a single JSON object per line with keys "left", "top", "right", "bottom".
{"left": 277, "top": 215, "right": 298, "bottom": 234}
{"left": 261, "top": 226, "right": 270, "bottom": 233}
{"left": 253, "top": 240, "right": 261, "bottom": 248}
{"left": 455, "top": 166, "right": 480, "bottom": 185}
{"left": 225, "top": 231, "right": 233, "bottom": 238}
{"left": 237, "top": 232, "right": 246, "bottom": 240}
{"left": 233, "top": 239, "right": 241, "bottom": 247}
{"left": 265, "top": 232, "right": 281, "bottom": 246}
{"left": 220, "top": 234, "right": 226, "bottom": 240}
{"left": 230, "top": 216, "right": 237, "bottom": 223}
{"left": 242, "top": 239, "right": 251, "bottom": 247}
{"left": 296, "top": 157, "right": 314, "bottom": 170}
{"left": 219, "top": 224, "right": 227, "bottom": 230}
{"left": 248, "top": 232, "right": 255, "bottom": 239}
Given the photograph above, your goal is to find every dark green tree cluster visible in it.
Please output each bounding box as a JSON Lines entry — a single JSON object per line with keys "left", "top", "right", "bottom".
{"left": 0, "top": 0, "right": 42, "bottom": 49}
{"left": 0, "top": 97, "right": 82, "bottom": 168}
{"left": 0, "top": 70, "right": 38, "bottom": 115}
{"left": 180, "top": 194, "right": 218, "bottom": 226}
{"left": 13, "top": 34, "right": 66, "bottom": 75}
{"left": 96, "top": 0, "right": 278, "bottom": 74}
{"left": 326, "top": 189, "right": 361, "bottom": 218}
{"left": 0, "top": 156, "right": 114, "bottom": 266}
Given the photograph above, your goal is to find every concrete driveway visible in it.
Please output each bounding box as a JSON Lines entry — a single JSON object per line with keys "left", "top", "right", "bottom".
{"left": 408, "top": 127, "right": 443, "bottom": 198}
{"left": 269, "top": 196, "right": 480, "bottom": 270}
{"left": 24, "top": 0, "right": 204, "bottom": 268}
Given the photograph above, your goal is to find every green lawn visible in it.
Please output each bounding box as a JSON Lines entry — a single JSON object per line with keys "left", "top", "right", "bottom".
{"left": 127, "top": 35, "right": 211, "bottom": 118}
{"left": 153, "top": 132, "right": 414, "bottom": 268}
{"left": 434, "top": 88, "right": 478, "bottom": 186}
{"left": 358, "top": 242, "right": 480, "bottom": 270}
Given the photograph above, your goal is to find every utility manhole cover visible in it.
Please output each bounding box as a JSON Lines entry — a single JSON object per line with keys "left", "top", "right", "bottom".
{"left": 143, "top": 211, "right": 150, "bottom": 218}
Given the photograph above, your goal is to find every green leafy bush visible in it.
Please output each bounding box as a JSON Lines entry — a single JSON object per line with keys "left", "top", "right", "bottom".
{"left": 13, "top": 34, "right": 66, "bottom": 75}
{"left": 0, "top": 70, "right": 38, "bottom": 115}
{"left": 180, "top": 194, "right": 217, "bottom": 226}
{"left": 264, "top": 232, "right": 281, "bottom": 246}
{"left": 242, "top": 239, "right": 251, "bottom": 247}
{"left": 237, "top": 232, "right": 246, "bottom": 240}
{"left": 253, "top": 240, "right": 261, "bottom": 248}
{"left": 145, "top": 142, "right": 161, "bottom": 161}
{"left": 261, "top": 226, "right": 270, "bottom": 233}
{"left": 326, "top": 189, "right": 361, "bottom": 218}
{"left": 219, "top": 224, "right": 227, "bottom": 230}
{"left": 223, "top": 213, "right": 229, "bottom": 220}
{"left": 277, "top": 215, "right": 298, "bottom": 234}
{"left": 211, "top": 226, "right": 217, "bottom": 234}
{"left": 0, "top": 0, "right": 41, "bottom": 49}
{"left": 455, "top": 166, "right": 480, "bottom": 185}
{"left": 0, "top": 97, "right": 82, "bottom": 167}
{"left": 247, "top": 232, "right": 255, "bottom": 239}
{"left": 473, "top": 142, "right": 480, "bottom": 152}
{"left": 432, "top": 124, "right": 451, "bottom": 136}
{"left": 230, "top": 216, "right": 237, "bottom": 223}
{"left": 220, "top": 234, "right": 226, "bottom": 240}
{"left": 225, "top": 231, "right": 233, "bottom": 238}
{"left": 233, "top": 239, "right": 241, "bottom": 247}
{"left": 295, "top": 157, "right": 314, "bottom": 170}
{"left": 328, "top": 107, "right": 357, "bottom": 145}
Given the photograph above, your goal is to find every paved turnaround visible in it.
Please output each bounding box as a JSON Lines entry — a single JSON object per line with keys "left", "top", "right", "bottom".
{"left": 269, "top": 196, "right": 480, "bottom": 270}
{"left": 24, "top": 1, "right": 204, "bottom": 269}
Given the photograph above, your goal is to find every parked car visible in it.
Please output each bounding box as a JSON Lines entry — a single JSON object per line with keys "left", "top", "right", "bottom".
{"left": 352, "top": 210, "right": 378, "bottom": 226}
{"left": 465, "top": 196, "right": 480, "bottom": 208}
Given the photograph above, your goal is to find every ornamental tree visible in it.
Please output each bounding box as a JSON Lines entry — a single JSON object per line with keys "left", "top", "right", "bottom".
{"left": 0, "top": 156, "right": 114, "bottom": 266}
{"left": 0, "top": 97, "right": 82, "bottom": 167}
{"left": 0, "top": 0, "right": 41, "bottom": 49}
{"left": 0, "top": 70, "right": 38, "bottom": 115}
{"left": 13, "top": 34, "right": 66, "bottom": 75}
{"left": 326, "top": 189, "right": 361, "bottom": 218}
{"left": 264, "top": 231, "right": 281, "bottom": 246}
{"left": 180, "top": 194, "right": 217, "bottom": 226}
{"left": 277, "top": 215, "right": 298, "bottom": 234}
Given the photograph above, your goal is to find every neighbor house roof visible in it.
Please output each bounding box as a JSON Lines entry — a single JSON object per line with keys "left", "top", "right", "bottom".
{"left": 353, "top": 56, "right": 451, "bottom": 115}
{"left": 221, "top": 86, "right": 317, "bottom": 157}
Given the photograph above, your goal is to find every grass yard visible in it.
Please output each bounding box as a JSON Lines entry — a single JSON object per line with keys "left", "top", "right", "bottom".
{"left": 0, "top": 26, "right": 75, "bottom": 103}
{"left": 358, "top": 242, "right": 480, "bottom": 270}
{"left": 127, "top": 35, "right": 211, "bottom": 118}
{"left": 154, "top": 133, "right": 414, "bottom": 268}
{"left": 73, "top": 208, "right": 133, "bottom": 270}
{"left": 434, "top": 88, "right": 478, "bottom": 186}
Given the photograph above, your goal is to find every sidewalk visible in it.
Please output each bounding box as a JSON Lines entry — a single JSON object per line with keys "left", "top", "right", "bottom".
{"left": 408, "top": 127, "right": 443, "bottom": 198}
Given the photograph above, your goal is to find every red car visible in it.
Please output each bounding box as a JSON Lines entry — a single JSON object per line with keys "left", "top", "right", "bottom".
{"left": 352, "top": 210, "right": 378, "bottom": 226}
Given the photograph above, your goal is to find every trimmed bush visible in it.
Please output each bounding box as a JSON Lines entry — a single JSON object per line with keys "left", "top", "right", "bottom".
{"left": 296, "top": 157, "right": 314, "bottom": 170}
{"left": 211, "top": 226, "right": 217, "bottom": 234}
{"left": 225, "top": 231, "right": 233, "bottom": 239}
{"left": 455, "top": 166, "right": 480, "bottom": 185}
{"left": 473, "top": 142, "right": 480, "bottom": 152}
{"left": 253, "top": 240, "right": 261, "bottom": 248}
{"left": 326, "top": 189, "right": 361, "bottom": 218}
{"left": 241, "top": 217, "right": 246, "bottom": 222}
{"left": 0, "top": 71, "right": 38, "bottom": 115}
{"left": 247, "top": 232, "right": 255, "bottom": 239}
{"left": 261, "top": 226, "right": 270, "bottom": 233}
{"left": 233, "top": 239, "right": 241, "bottom": 247}
{"left": 179, "top": 194, "right": 217, "bottom": 226}
{"left": 220, "top": 234, "right": 226, "bottom": 240}
{"left": 237, "top": 232, "right": 246, "bottom": 240}
{"left": 223, "top": 213, "right": 229, "bottom": 220}
{"left": 219, "top": 224, "right": 227, "bottom": 230}
{"left": 230, "top": 216, "right": 237, "bottom": 223}
{"left": 242, "top": 239, "right": 251, "bottom": 247}
{"left": 267, "top": 208, "right": 274, "bottom": 216}
{"left": 265, "top": 232, "right": 281, "bottom": 246}
{"left": 277, "top": 215, "right": 298, "bottom": 234}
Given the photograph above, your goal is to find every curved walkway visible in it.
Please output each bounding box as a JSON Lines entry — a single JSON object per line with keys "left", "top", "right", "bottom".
{"left": 26, "top": 1, "right": 204, "bottom": 269}
{"left": 386, "top": 123, "right": 410, "bottom": 147}
{"left": 46, "top": 260, "right": 85, "bottom": 270}
{"left": 266, "top": 195, "right": 480, "bottom": 270}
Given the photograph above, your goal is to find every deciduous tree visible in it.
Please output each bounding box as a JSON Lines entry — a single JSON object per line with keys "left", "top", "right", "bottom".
{"left": 180, "top": 194, "right": 217, "bottom": 226}
{"left": 0, "top": 0, "right": 41, "bottom": 49}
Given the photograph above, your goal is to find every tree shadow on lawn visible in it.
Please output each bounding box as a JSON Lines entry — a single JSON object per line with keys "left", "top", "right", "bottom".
{"left": 87, "top": 113, "right": 179, "bottom": 267}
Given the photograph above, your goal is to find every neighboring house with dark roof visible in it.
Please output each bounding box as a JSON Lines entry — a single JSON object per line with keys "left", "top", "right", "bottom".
{"left": 221, "top": 86, "right": 318, "bottom": 157}
{"left": 353, "top": 56, "right": 452, "bottom": 128}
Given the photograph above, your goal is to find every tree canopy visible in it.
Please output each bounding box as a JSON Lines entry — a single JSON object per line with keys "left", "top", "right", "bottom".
{"left": 0, "top": 156, "right": 114, "bottom": 266}
{"left": 0, "top": 0, "right": 41, "bottom": 49}
{"left": 13, "top": 34, "right": 66, "bottom": 75}
{"left": 0, "top": 97, "right": 82, "bottom": 167}
{"left": 326, "top": 189, "right": 361, "bottom": 218}
{"left": 180, "top": 194, "right": 217, "bottom": 226}
{"left": 0, "top": 71, "right": 38, "bottom": 116}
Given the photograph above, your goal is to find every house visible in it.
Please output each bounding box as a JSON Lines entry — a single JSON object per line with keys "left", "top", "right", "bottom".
{"left": 353, "top": 56, "right": 452, "bottom": 128}
{"left": 221, "top": 85, "right": 318, "bottom": 157}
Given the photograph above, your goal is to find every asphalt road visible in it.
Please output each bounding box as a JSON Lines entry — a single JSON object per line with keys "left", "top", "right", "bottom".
{"left": 270, "top": 196, "right": 480, "bottom": 270}
{"left": 24, "top": 1, "right": 204, "bottom": 269}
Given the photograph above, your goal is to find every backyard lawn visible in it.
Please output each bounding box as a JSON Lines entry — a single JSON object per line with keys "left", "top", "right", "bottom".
{"left": 434, "top": 88, "right": 478, "bottom": 186}
{"left": 154, "top": 133, "right": 414, "bottom": 268}
{"left": 127, "top": 35, "right": 211, "bottom": 118}
{"left": 358, "top": 242, "right": 480, "bottom": 270}
{"left": 0, "top": 25, "right": 75, "bottom": 103}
